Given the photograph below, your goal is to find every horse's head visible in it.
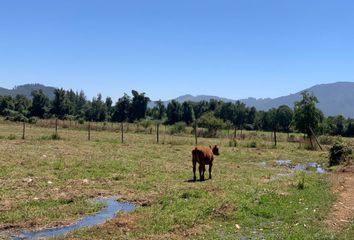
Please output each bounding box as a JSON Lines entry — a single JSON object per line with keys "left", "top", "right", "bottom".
{"left": 211, "top": 145, "right": 220, "bottom": 156}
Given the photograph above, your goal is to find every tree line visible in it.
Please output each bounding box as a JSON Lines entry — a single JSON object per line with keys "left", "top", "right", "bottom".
{"left": 1, "top": 89, "right": 354, "bottom": 138}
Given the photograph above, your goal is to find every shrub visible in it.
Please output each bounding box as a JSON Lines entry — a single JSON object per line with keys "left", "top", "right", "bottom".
{"left": 287, "top": 134, "right": 298, "bottom": 143}
{"left": 7, "top": 134, "right": 17, "bottom": 140}
{"left": 29, "top": 117, "right": 39, "bottom": 124}
{"left": 247, "top": 141, "right": 257, "bottom": 148}
{"left": 229, "top": 139, "right": 237, "bottom": 147}
{"left": 198, "top": 112, "right": 225, "bottom": 137}
{"left": 169, "top": 122, "right": 186, "bottom": 135}
{"left": 78, "top": 119, "right": 85, "bottom": 124}
{"left": 318, "top": 135, "right": 336, "bottom": 145}
{"left": 329, "top": 141, "right": 353, "bottom": 166}
{"left": 51, "top": 133, "right": 61, "bottom": 140}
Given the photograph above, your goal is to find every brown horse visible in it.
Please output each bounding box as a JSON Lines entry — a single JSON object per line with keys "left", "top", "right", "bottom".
{"left": 192, "top": 145, "right": 219, "bottom": 181}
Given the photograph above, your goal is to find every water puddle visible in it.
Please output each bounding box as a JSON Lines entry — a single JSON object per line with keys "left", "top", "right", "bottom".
{"left": 276, "top": 160, "right": 326, "bottom": 173}
{"left": 6, "top": 197, "right": 135, "bottom": 240}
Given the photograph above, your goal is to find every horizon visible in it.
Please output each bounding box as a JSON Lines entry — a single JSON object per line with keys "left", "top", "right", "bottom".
{"left": 1, "top": 1, "right": 354, "bottom": 100}
{"left": 2, "top": 81, "right": 353, "bottom": 101}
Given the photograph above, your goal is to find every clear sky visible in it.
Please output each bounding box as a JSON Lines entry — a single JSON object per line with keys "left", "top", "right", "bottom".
{"left": 1, "top": 0, "right": 354, "bottom": 101}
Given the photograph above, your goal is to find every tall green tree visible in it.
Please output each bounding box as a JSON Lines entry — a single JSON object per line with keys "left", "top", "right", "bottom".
{"left": 166, "top": 100, "right": 182, "bottom": 124}
{"left": 151, "top": 100, "right": 166, "bottom": 120}
{"left": 129, "top": 90, "right": 150, "bottom": 121}
{"left": 181, "top": 101, "right": 195, "bottom": 125}
{"left": 30, "top": 90, "right": 50, "bottom": 118}
{"left": 112, "top": 94, "right": 131, "bottom": 122}
{"left": 277, "top": 105, "right": 293, "bottom": 133}
{"left": 293, "top": 91, "right": 323, "bottom": 138}
{"left": 52, "top": 88, "right": 73, "bottom": 118}
{"left": 0, "top": 96, "right": 15, "bottom": 115}
{"left": 14, "top": 95, "right": 31, "bottom": 116}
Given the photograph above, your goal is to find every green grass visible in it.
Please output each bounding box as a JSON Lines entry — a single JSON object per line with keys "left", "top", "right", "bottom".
{"left": 0, "top": 120, "right": 353, "bottom": 239}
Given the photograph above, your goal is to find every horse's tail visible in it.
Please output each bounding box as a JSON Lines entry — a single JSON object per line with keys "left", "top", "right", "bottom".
{"left": 192, "top": 148, "right": 197, "bottom": 163}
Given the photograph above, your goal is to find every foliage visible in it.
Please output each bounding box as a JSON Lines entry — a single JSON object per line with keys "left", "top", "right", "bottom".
{"left": 198, "top": 112, "right": 224, "bottom": 136}
{"left": 169, "top": 121, "right": 186, "bottom": 135}
{"left": 166, "top": 100, "right": 182, "bottom": 124}
{"left": 329, "top": 140, "right": 353, "bottom": 166}
{"left": 293, "top": 91, "right": 323, "bottom": 137}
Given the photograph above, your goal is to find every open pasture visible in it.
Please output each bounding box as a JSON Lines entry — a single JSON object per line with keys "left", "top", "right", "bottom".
{"left": 0, "top": 120, "right": 353, "bottom": 239}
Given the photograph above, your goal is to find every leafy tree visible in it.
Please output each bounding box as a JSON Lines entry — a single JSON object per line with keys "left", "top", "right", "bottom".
{"left": 198, "top": 112, "right": 225, "bottom": 136}
{"left": 14, "top": 95, "right": 31, "bottom": 116}
{"left": 52, "top": 88, "right": 73, "bottom": 118}
{"left": 166, "top": 100, "right": 182, "bottom": 124}
{"left": 0, "top": 96, "right": 15, "bottom": 115}
{"left": 218, "top": 102, "right": 234, "bottom": 123}
{"left": 245, "top": 106, "right": 257, "bottom": 126}
{"left": 129, "top": 90, "right": 150, "bottom": 121}
{"left": 181, "top": 101, "right": 195, "bottom": 125}
{"left": 193, "top": 101, "right": 209, "bottom": 119}
{"left": 112, "top": 94, "right": 131, "bottom": 122}
{"left": 268, "top": 108, "right": 279, "bottom": 145}
{"left": 76, "top": 90, "right": 87, "bottom": 115}
{"left": 30, "top": 90, "right": 50, "bottom": 118}
{"left": 105, "top": 97, "right": 113, "bottom": 120}
{"left": 293, "top": 91, "right": 323, "bottom": 137}
{"left": 151, "top": 100, "right": 166, "bottom": 121}
{"left": 277, "top": 105, "right": 293, "bottom": 133}
{"left": 232, "top": 101, "right": 247, "bottom": 135}
{"left": 93, "top": 94, "right": 108, "bottom": 121}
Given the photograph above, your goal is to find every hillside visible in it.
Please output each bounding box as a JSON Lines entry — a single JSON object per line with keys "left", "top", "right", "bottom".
{"left": 1, "top": 82, "right": 354, "bottom": 117}
{"left": 155, "top": 82, "right": 354, "bottom": 118}
{"left": 0, "top": 84, "right": 56, "bottom": 99}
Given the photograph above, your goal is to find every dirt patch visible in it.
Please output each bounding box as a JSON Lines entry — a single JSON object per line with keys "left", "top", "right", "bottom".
{"left": 325, "top": 165, "right": 354, "bottom": 230}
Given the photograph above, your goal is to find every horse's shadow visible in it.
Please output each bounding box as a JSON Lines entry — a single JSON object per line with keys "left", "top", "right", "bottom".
{"left": 185, "top": 178, "right": 211, "bottom": 183}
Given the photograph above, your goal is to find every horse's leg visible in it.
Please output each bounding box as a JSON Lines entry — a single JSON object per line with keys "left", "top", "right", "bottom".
{"left": 193, "top": 159, "right": 197, "bottom": 181}
{"left": 209, "top": 163, "right": 213, "bottom": 179}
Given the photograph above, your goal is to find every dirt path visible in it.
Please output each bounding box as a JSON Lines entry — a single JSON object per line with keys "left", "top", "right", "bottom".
{"left": 325, "top": 165, "right": 354, "bottom": 230}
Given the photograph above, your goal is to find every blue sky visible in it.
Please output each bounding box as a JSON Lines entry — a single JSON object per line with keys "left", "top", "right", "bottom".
{"left": 1, "top": 0, "right": 354, "bottom": 101}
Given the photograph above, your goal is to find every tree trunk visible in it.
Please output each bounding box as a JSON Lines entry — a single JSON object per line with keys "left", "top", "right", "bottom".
{"left": 274, "top": 130, "right": 277, "bottom": 146}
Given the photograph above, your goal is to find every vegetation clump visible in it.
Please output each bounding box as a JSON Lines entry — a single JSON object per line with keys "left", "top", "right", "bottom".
{"left": 329, "top": 140, "right": 353, "bottom": 166}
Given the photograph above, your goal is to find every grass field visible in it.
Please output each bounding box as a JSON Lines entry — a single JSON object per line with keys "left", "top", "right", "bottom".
{"left": 0, "top": 120, "right": 354, "bottom": 239}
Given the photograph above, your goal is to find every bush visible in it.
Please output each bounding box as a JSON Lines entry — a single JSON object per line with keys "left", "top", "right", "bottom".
{"left": 287, "top": 134, "right": 298, "bottom": 143}
{"left": 7, "top": 134, "right": 17, "bottom": 140}
{"left": 198, "top": 112, "right": 225, "bottom": 137}
{"left": 51, "top": 133, "right": 61, "bottom": 140}
{"left": 170, "top": 122, "right": 186, "bottom": 135}
{"left": 329, "top": 141, "right": 353, "bottom": 166}
{"left": 29, "top": 117, "right": 39, "bottom": 124}
{"left": 247, "top": 141, "right": 257, "bottom": 148}
{"left": 78, "top": 118, "right": 85, "bottom": 124}
{"left": 229, "top": 139, "right": 237, "bottom": 147}
{"left": 318, "top": 135, "right": 336, "bottom": 145}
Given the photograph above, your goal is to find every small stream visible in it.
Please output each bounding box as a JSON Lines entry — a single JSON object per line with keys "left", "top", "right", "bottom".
{"left": 6, "top": 197, "right": 135, "bottom": 240}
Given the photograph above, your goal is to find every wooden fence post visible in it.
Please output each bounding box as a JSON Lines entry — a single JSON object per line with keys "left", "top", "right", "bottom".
{"left": 88, "top": 121, "right": 91, "bottom": 141}
{"left": 55, "top": 118, "right": 58, "bottom": 135}
{"left": 121, "top": 122, "right": 124, "bottom": 143}
{"left": 22, "top": 121, "right": 26, "bottom": 140}
{"left": 156, "top": 123, "right": 160, "bottom": 144}
{"left": 194, "top": 121, "right": 198, "bottom": 146}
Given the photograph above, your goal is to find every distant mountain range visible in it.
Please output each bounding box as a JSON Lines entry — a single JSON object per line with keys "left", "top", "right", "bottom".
{"left": 1, "top": 82, "right": 354, "bottom": 117}
{"left": 150, "top": 82, "right": 354, "bottom": 118}
{"left": 0, "top": 84, "right": 56, "bottom": 99}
